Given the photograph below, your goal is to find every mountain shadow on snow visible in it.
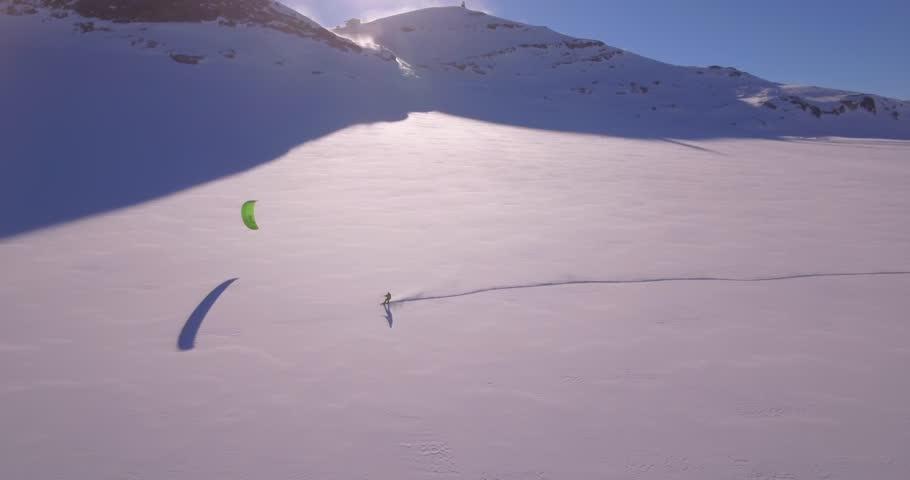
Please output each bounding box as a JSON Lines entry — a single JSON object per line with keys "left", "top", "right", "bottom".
{"left": 1, "top": 1, "right": 908, "bottom": 239}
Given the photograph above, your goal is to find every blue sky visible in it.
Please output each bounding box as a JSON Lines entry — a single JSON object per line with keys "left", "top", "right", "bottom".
{"left": 289, "top": 0, "right": 910, "bottom": 100}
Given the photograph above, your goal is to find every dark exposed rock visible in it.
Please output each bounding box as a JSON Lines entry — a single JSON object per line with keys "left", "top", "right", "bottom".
{"left": 33, "top": 0, "right": 74, "bottom": 9}
{"left": 71, "top": 0, "right": 267, "bottom": 23}
{"left": 440, "top": 60, "right": 487, "bottom": 74}
{"left": 486, "top": 23, "right": 518, "bottom": 29}
{"left": 550, "top": 48, "right": 622, "bottom": 67}
{"left": 784, "top": 96, "right": 822, "bottom": 118}
{"left": 706, "top": 65, "right": 744, "bottom": 77}
{"left": 585, "top": 49, "right": 622, "bottom": 62}
{"left": 400, "top": 26, "right": 415, "bottom": 32}
{"left": 471, "top": 46, "right": 516, "bottom": 58}
{"left": 840, "top": 96, "right": 877, "bottom": 114}
{"left": 170, "top": 53, "right": 203, "bottom": 64}
{"left": 782, "top": 96, "right": 865, "bottom": 118}
{"left": 563, "top": 39, "right": 605, "bottom": 49}
{"left": 763, "top": 101, "right": 777, "bottom": 110}
{"left": 21, "top": 0, "right": 359, "bottom": 52}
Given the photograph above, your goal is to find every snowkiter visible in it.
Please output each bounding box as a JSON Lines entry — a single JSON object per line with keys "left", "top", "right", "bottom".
{"left": 382, "top": 292, "right": 392, "bottom": 306}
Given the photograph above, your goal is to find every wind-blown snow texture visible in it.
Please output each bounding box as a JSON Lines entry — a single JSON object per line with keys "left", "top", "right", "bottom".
{"left": 2, "top": 2, "right": 910, "bottom": 479}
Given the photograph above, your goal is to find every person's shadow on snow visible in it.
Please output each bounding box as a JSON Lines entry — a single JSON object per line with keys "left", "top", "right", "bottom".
{"left": 383, "top": 304, "right": 394, "bottom": 328}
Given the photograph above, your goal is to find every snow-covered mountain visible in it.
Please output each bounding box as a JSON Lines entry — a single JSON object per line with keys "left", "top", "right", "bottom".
{"left": 1, "top": 0, "right": 394, "bottom": 65}
{"left": 337, "top": 6, "right": 639, "bottom": 78}
{"left": 3, "top": 1, "right": 907, "bottom": 139}
{"left": 336, "top": 6, "right": 909, "bottom": 137}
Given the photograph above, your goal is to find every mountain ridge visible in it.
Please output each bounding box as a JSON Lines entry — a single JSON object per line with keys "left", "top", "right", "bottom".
{"left": 334, "top": 4, "right": 907, "bottom": 130}
{"left": 4, "top": 0, "right": 907, "bottom": 127}
{"left": 2, "top": 0, "right": 908, "bottom": 138}
{"left": 2, "top": 0, "right": 359, "bottom": 51}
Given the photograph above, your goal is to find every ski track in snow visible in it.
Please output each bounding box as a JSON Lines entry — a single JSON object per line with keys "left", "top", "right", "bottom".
{"left": 393, "top": 271, "right": 910, "bottom": 304}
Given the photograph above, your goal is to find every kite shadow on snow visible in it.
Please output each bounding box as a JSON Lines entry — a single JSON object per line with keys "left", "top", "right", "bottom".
{"left": 178, "top": 278, "right": 239, "bottom": 351}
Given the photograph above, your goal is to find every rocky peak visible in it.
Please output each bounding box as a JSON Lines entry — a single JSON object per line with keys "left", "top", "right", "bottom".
{"left": 4, "top": 0, "right": 360, "bottom": 52}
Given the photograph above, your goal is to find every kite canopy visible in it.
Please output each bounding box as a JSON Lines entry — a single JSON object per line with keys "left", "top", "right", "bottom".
{"left": 241, "top": 200, "right": 259, "bottom": 230}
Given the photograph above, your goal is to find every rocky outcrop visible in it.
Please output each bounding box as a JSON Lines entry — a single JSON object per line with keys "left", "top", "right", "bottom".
{"left": 170, "top": 53, "right": 204, "bottom": 64}
{"left": 485, "top": 22, "right": 519, "bottom": 30}
{"left": 839, "top": 96, "right": 878, "bottom": 114}
{"left": 774, "top": 94, "right": 897, "bottom": 120}
{"left": 6, "top": 0, "right": 360, "bottom": 52}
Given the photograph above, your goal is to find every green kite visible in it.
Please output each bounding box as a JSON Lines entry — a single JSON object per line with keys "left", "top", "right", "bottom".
{"left": 241, "top": 200, "right": 259, "bottom": 230}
